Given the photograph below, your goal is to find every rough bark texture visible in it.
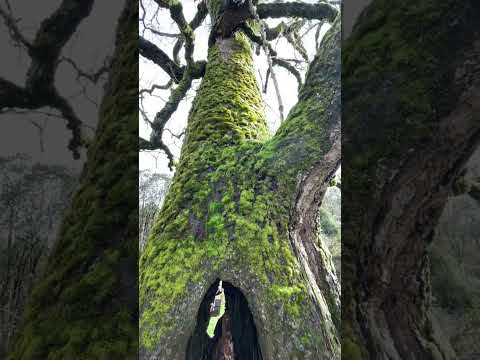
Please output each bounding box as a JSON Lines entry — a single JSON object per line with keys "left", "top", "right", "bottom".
{"left": 139, "top": 6, "right": 341, "bottom": 360}
{"left": 342, "top": 1, "right": 480, "bottom": 359}
{"left": 8, "top": 2, "right": 138, "bottom": 359}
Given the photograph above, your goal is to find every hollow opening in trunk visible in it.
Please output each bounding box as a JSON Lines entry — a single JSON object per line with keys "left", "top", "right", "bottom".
{"left": 186, "top": 279, "right": 263, "bottom": 360}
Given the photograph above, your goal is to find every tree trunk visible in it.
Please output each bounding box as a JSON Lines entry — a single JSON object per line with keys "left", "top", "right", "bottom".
{"left": 8, "top": 2, "right": 138, "bottom": 359}
{"left": 140, "top": 4, "right": 341, "bottom": 360}
{"left": 342, "top": 1, "right": 480, "bottom": 359}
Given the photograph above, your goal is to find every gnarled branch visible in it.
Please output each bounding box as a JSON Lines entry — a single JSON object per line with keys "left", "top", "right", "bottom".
{"left": 0, "top": 0, "right": 97, "bottom": 159}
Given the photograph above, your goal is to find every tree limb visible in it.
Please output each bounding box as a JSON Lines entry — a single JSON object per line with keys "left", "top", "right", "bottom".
{"left": 139, "top": 137, "right": 175, "bottom": 171}
{"left": 139, "top": 36, "right": 184, "bottom": 80}
{"left": 139, "top": 68, "right": 195, "bottom": 170}
{"left": 252, "top": 15, "right": 342, "bottom": 335}
{"left": 0, "top": 78, "right": 32, "bottom": 109}
{"left": 139, "top": 37, "right": 207, "bottom": 82}
{"left": 140, "top": 81, "right": 173, "bottom": 96}
{"left": 0, "top": 4, "right": 32, "bottom": 49}
{"left": 256, "top": 2, "right": 337, "bottom": 22}
{"left": 60, "top": 56, "right": 110, "bottom": 84}
{"left": 155, "top": 0, "right": 208, "bottom": 66}
{"left": 149, "top": 74, "right": 192, "bottom": 142}
{"left": 272, "top": 58, "right": 302, "bottom": 89}
{"left": 172, "top": 0, "right": 208, "bottom": 65}
{"left": 0, "top": 0, "right": 96, "bottom": 159}
{"left": 263, "top": 15, "right": 340, "bottom": 193}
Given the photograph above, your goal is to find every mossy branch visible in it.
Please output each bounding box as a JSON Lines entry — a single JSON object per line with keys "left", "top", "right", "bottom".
{"left": 264, "top": 15, "right": 341, "bottom": 182}
{"left": 155, "top": 0, "right": 208, "bottom": 66}
{"left": 256, "top": 1, "right": 337, "bottom": 22}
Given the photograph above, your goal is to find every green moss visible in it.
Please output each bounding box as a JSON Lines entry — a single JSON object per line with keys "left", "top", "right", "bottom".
{"left": 207, "top": 0, "right": 223, "bottom": 22}
{"left": 139, "top": 12, "right": 342, "bottom": 358}
{"left": 343, "top": 0, "right": 470, "bottom": 198}
{"left": 139, "top": 32, "right": 319, "bottom": 350}
{"left": 182, "top": 32, "right": 269, "bottom": 155}
{"left": 9, "top": 3, "right": 138, "bottom": 359}
{"left": 342, "top": 0, "right": 477, "bottom": 352}
{"left": 139, "top": 139, "right": 308, "bottom": 347}
{"left": 343, "top": 338, "right": 363, "bottom": 360}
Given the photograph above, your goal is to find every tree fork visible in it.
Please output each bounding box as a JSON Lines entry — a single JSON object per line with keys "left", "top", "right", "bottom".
{"left": 140, "top": 2, "right": 341, "bottom": 359}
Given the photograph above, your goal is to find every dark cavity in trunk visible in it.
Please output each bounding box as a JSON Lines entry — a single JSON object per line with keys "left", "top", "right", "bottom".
{"left": 186, "top": 279, "right": 263, "bottom": 360}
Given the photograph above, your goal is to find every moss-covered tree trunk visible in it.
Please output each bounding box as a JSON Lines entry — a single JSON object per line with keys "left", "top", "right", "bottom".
{"left": 343, "top": 1, "right": 480, "bottom": 359}
{"left": 140, "top": 5, "right": 341, "bottom": 360}
{"left": 9, "top": 2, "right": 138, "bottom": 359}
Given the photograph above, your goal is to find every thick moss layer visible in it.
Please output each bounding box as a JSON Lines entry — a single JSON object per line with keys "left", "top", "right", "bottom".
{"left": 9, "top": 3, "right": 138, "bottom": 359}
{"left": 140, "top": 23, "right": 341, "bottom": 358}
{"left": 343, "top": 0, "right": 473, "bottom": 198}
{"left": 261, "top": 16, "right": 341, "bottom": 188}
{"left": 140, "top": 33, "right": 305, "bottom": 348}
{"left": 182, "top": 32, "right": 269, "bottom": 153}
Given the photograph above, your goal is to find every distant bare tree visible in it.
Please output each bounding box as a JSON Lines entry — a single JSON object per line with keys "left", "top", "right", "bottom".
{"left": 0, "top": 156, "right": 76, "bottom": 356}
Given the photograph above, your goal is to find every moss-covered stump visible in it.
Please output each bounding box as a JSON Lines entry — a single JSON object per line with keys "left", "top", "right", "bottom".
{"left": 140, "top": 15, "right": 341, "bottom": 360}
{"left": 8, "top": 2, "right": 138, "bottom": 359}
{"left": 342, "top": 1, "right": 480, "bottom": 358}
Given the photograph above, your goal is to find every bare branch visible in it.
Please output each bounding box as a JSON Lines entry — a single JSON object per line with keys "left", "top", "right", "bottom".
{"left": 140, "top": 36, "right": 184, "bottom": 80}
{"left": 256, "top": 2, "right": 337, "bottom": 22}
{"left": 164, "top": 128, "right": 184, "bottom": 140}
{"left": 170, "top": 0, "right": 208, "bottom": 65}
{"left": 139, "top": 137, "right": 175, "bottom": 171}
{"left": 0, "top": 4, "right": 32, "bottom": 49}
{"left": 139, "top": 0, "right": 180, "bottom": 38}
{"left": 150, "top": 74, "right": 193, "bottom": 144}
{"left": 264, "top": 21, "right": 287, "bottom": 41}
{"left": 0, "top": 78, "right": 32, "bottom": 109}
{"left": 139, "top": 36, "right": 207, "bottom": 82}
{"left": 60, "top": 56, "right": 110, "bottom": 83}
{"left": 140, "top": 80, "right": 173, "bottom": 96}
{"left": 190, "top": 1, "right": 208, "bottom": 31}
{"left": 240, "top": 23, "right": 277, "bottom": 56}
{"left": 0, "top": 0, "right": 96, "bottom": 159}
{"left": 272, "top": 58, "right": 302, "bottom": 89}
{"left": 140, "top": 67, "right": 196, "bottom": 170}
{"left": 154, "top": 0, "right": 195, "bottom": 65}
{"left": 251, "top": 7, "right": 285, "bottom": 121}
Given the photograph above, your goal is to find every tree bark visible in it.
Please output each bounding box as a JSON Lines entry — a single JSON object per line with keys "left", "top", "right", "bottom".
{"left": 8, "top": 2, "right": 138, "bottom": 359}
{"left": 139, "top": 5, "right": 341, "bottom": 360}
{"left": 342, "top": 1, "right": 480, "bottom": 359}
